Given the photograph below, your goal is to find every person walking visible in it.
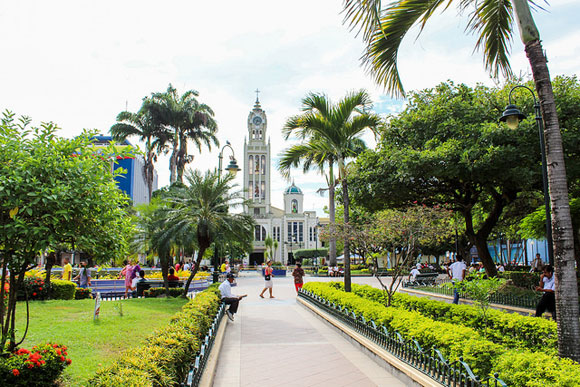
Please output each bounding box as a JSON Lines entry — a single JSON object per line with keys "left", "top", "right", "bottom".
{"left": 219, "top": 273, "right": 247, "bottom": 321}
{"left": 259, "top": 261, "right": 275, "bottom": 298}
{"left": 120, "top": 260, "right": 134, "bottom": 298}
{"left": 292, "top": 262, "right": 305, "bottom": 293}
{"left": 535, "top": 265, "right": 556, "bottom": 318}
{"left": 62, "top": 257, "right": 73, "bottom": 281}
{"left": 447, "top": 255, "right": 466, "bottom": 304}
{"left": 73, "top": 261, "right": 91, "bottom": 288}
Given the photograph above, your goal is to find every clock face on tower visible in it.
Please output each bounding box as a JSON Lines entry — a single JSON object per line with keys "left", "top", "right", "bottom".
{"left": 253, "top": 116, "right": 263, "bottom": 125}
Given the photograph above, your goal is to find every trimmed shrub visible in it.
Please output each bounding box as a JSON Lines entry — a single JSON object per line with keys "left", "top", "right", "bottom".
{"left": 87, "top": 287, "right": 221, "bottom": 386}
{"left": 143, "top": 287, "right": 184, "bottom": 298}
{"left": 74, "top": 287, "right": 92, "bottom": 300}
{"left": 302, "top": 282, "right": 580, "bottom": 385}
{"left": 349, "top": 283, "right": 557, "bottom": 352}
{"left": 0, "top": 343, "right": 71, "bottom": 387}
{"left": 49, "top": 280, "right": 76, "bottom": 300}
{"left": 501, "top": 271, "right": 540, "bottom": 289}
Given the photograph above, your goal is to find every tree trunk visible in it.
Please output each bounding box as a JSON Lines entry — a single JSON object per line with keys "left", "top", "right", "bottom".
{"left": 340, "top": 158, "right": 352, "bottom": 292}
{"left": 160, "top": 254, "right": 170, "bottom": 297}
{"left": 44, "top": 252, "right": 57, "bottom": 297}
{"left": 524, "top": 39, "right": 580, "bottom": 361}
{"left": 463, "top": 206, "right": 499, "bottom": 277}
{"left": 328, "top": 163, "right": 337, "bottom": 266}
{"left": 183, "top": 246, "right": 207, "bottom": 297}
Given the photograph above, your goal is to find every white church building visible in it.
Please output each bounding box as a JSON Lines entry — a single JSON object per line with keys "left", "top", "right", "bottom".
{"left": 243, "top": 96, "right": 320, "bottom": 265}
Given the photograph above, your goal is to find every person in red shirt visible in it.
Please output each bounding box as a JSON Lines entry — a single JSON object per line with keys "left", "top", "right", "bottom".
{"left": 168, "top": 268, "right": 180, "bottom": 281}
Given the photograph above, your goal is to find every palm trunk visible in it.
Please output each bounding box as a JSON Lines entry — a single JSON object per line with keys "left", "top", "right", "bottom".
{"left": 340, "top": 158, "right": 352, "bottom": 292}
{"left": 176, "top": 136, "right": 188, "bottom": 183}
{"left": 182, "top": 246, "right": 207, "bottom": 297}
{"left": 512, "top": 0, "right": 580, "bottom": 361}
{"left": 525, "top": 40, "right": 580, "bottom": 361}
{"left": 328, "top": 162, "right": 337, "bottom": 266}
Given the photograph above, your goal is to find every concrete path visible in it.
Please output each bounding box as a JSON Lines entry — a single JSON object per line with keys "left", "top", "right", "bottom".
{"left": 213, "top": 273, "right": 406, "bottom": 387}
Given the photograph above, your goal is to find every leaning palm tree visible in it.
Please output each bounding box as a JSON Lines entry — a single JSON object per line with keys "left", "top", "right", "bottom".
{"left": 343, "top": 0, "right": 579, "bottom": 361}
{"left": 162, "top": 169, "right": 254, "bottom": 296}
{"left": 110, "top": 109, "right": 161, "bottom": 201}
{"left": 143, "top": 84, "right": 219, "bottom": 183}
{"left": 282, "top": 90, "right": 381, "bottom": 291}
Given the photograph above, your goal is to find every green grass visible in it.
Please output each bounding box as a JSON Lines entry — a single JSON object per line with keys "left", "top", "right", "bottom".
{"left": 15, "top": 297, "right": 188, "bottom": 386}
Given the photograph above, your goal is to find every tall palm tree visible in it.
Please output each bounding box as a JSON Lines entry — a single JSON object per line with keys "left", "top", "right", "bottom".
{"left": 161, "top": 169, "right": 254, "bottom": 296}
{"left": 278, "top": 138, "right": 339, "bottom": 267}
{"left": 110, "top": 109, "right": 161, "bottom": 202}
{"left": 282, "top": 90, "right": 381, "bottom": 291}
{"left": 343, "top": 0, "right": 579, "bottom": 361}
{"left": 144, "top": 84, "right": 219, "bottom": 184}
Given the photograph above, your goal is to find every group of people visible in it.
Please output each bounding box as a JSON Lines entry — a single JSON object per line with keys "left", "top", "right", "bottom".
{"left": 219, "top": 261, "right": 306, "bottom": 322}
{"left": 61, "top": 257, "right": 92, "bottom": 288}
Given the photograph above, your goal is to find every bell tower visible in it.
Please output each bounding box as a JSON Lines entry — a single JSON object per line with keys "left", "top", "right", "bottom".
{"left": 244, "top": 90, "right": 271, "bottom": 215}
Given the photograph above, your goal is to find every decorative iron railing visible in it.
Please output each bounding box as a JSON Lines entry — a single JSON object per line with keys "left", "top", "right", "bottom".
{"left": 298, "top": 289, "right": 507, "bottom": 387}
{"left": 182, "top": 302, "right": 226, "bottom": 387}
{"left": 402, "top": 283, "right": 541, "bottom": 309}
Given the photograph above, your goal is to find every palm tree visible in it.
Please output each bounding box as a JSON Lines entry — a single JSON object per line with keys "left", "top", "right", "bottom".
{"left": 343, "top": 0, "right": 579, "bottom": 361}
{"left": 144, "top": 84, "right": 219, "bottom": 183}
{"left": 282, "top": 90, "right": 381, "bottom": 291}
{"left": 110, "top": 109, "right": 161, "bottom": 202}
{"left": 161, "top": 169, "right": 254, "bottom": 296}
{"left": 278, "top": 139, "right": 338, "bottom": 266}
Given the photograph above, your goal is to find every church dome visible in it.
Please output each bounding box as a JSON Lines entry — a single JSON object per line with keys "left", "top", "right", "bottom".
{"left": 284, "top": 182, "right": 303, "bottom": 195}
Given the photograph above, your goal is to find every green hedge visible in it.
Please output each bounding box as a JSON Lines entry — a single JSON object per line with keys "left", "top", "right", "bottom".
{"left": 500, "top": 271, "right": 540, "bottom": 288}
{"left": 49, "top": 280, "right": 76, "bottom": 300}
{"left": 347, "top": 283, "right": 557, "bottom": 353}
{"left": 87, "top": 286, "right": 221, "bottom": 386}
{"left": 294, "top": 248, "right": 329, "bottom": 259}
{"left": 302, "top": 282, "right": 580, "bottom": 386}
{"left": 143, "top": 288, "right": 184, "bottom": 298}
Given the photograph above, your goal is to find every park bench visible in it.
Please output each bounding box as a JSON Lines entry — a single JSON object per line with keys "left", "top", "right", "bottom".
{"left": 405, "top": 272, "right": 439, "bottom": 287}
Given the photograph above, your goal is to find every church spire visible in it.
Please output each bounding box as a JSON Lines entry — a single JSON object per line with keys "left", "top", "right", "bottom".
{"left": 254, "top": 88, "right": 261, "bottom": 107}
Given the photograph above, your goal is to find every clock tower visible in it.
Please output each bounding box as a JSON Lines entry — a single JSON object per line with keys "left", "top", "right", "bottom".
{"left": 243, "top": 91, "right": 271, "bottom": 215}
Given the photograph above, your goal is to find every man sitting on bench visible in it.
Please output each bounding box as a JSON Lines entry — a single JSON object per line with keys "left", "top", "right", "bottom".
{"left": 409, "top": 266, "right": 421, "bottom": 282}
{"left": 218, "top": 274, "right": 247, "bottom": 321}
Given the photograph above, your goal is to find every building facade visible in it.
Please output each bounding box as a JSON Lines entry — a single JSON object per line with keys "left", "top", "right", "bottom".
{"left": 243, "top": 97, "right": 320, "bottom": 265}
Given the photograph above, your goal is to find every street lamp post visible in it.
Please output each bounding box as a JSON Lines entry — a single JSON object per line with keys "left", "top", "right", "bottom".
{"left": 500, "top": 85, "right": 554, "bottom": 266}
{"left": 212, "top": 141, "right": 241, "bottom": 283}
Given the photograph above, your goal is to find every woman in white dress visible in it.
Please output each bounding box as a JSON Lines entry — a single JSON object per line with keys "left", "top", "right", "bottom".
{"left": 259, "top": 261, "right": 275, "bottom": 298}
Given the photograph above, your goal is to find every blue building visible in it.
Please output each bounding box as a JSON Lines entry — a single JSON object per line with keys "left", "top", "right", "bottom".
{"left": 91, "top": 135, "right": 158, "bottom": 205}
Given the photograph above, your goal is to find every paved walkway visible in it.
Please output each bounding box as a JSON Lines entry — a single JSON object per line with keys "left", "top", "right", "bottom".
{"left": 213, "top": 273, "right": 406, "bottom": 387}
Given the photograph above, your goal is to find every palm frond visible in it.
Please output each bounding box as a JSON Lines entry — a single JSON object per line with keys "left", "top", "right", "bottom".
{"left": 466, "top": 0, "right": 514, "bottom": 78}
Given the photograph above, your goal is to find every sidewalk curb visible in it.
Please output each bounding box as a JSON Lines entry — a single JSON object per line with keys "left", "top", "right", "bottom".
{"left": 199, "top": 313, "right": 228, "bottom": 387}
{"left": 297, "top": 297, "right": 444, "bottom": 387}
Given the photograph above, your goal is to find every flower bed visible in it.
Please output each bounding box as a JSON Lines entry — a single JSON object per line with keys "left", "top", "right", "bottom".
{"left": 302, "top": 282, "right": 580, "bottom": 386}
{"left": 0, "top": 343, "right": 71, "bottom": 386}
{"left": 87, "top": 286, "right": 221, "bottom": 386}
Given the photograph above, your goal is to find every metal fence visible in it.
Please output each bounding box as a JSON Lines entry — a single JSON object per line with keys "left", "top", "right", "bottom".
{"left": 403, "top": 282, "right": 541, "bottom": 309}
{"left": 298, "top": 289, "right": 507, "bottom": 387}
{"left": 182, "top": 302, "right": 226, "bottom": 387}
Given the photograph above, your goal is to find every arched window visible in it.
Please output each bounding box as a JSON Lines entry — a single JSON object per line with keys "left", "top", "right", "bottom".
{"left": 261, "top": 181, "right": 265, "bottom": 199}
{"left": 254, "top": 225, "right": 267, "bottom": 241}
{"left": 249, "top": 155, "right": 254, "bottom": 175}
{"left": 261, "top": 155, "right": 266, "bottom": 175}
{"left": 291, "top": 199, "right": 298, "bottom": 213}
{"left": 255, "top": 155, "right": 260, "bottom": 174}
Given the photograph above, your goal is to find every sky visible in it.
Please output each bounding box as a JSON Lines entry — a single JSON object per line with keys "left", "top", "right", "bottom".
{"left": 1, "top": 0, "right": 579, "bottom": 216}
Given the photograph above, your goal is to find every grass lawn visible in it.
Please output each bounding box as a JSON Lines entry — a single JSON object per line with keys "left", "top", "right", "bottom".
{"left": 15, "top": 297, "right": 188, "bottom": 386}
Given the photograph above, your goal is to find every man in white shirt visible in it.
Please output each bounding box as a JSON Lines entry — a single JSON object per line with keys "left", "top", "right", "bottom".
{"left": 535, "top": 265, "right": 555, "bottom": 317}
{"left": 409, "top": 267, "right": 421, "bottom": 282}
{"left": 447, "top": 256, "right": 467, "bottom": 304}
{"left": 218, "top": 274, "right": 247, "bottom": 321}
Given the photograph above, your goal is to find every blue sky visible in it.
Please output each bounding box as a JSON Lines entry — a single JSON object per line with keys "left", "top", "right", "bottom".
{"left": 1, "top": 0, "right": 578, "bottom": 215}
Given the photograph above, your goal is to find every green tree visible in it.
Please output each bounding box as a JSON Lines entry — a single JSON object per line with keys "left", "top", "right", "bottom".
{"left": 110, "top": 109, "right": 162, "bottom": 201}
{"left": 144, "top": 84, "right": 218, "bottom": 184}
{"left": 282, "top": 90, "right": 381, "bottom": 291}
{"left": 160, "top": 170, "right": 254, "bottom": 296}
{"left": 350, "top": 82, "right": 539, "bottom": 276}
{"left": 343, "top": 0, "right": 579, "bottom": 361}
{"left": 0, "top": 112, "right": 131, "bottom": 351}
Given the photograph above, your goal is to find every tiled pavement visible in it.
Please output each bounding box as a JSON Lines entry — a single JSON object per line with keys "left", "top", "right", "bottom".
{"left": 213, "top": 273, "right": 407, "bottom": 387}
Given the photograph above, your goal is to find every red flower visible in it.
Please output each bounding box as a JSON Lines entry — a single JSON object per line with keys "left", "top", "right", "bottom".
{"left": 27, "top": 362, "right": 34, "bottom": 369}
{"left": 40, "top": 360, "right": 45, "bottom": 365}
{"left": 66, "top": 359, "right": 72, "bottom": 365}
{"left": 56, "top": 349, "right": 61, "bottom": 355}
{"left": 60, "top": 356, "right": 65, "bottom": 362}
{"left": 12, "top": 369, "right": 20, "bottom": 376}
{"left": 39, "top": 287, "right": 43, "bottom": 291}
{"left": 32, "top": 292, "right": 37, "bottom": 296}
{"left": 16, "top": 348, "right": 30, "bottom": 355}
